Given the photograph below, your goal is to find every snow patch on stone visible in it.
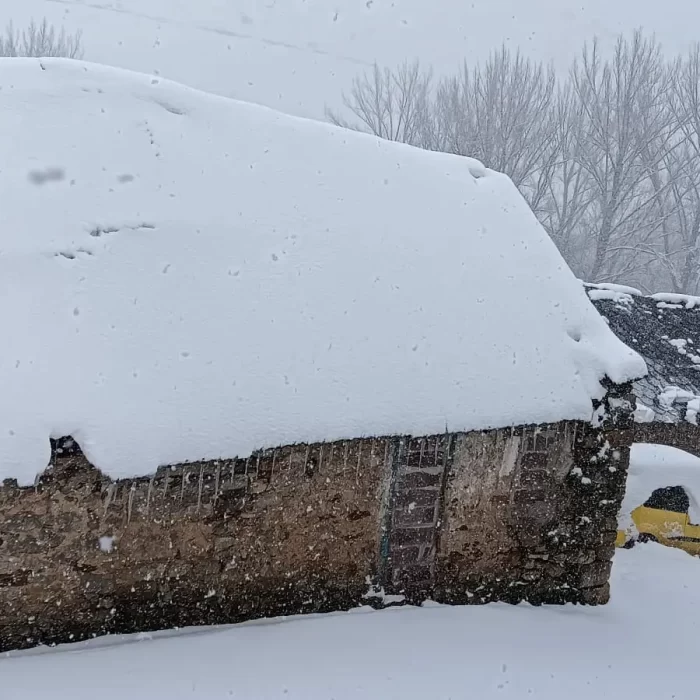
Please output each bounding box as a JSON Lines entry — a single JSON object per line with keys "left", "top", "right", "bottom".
{"left": 585, "top": 282, "right": 642, "bottom": 305}
{"left": 363, "top": 577, "right": 406, "bottom": 606}
{"left": 651, "top": 293, "right": 700, "bottom": 309}
{"left": 634, "top": 402, "right": 656, "bottom": 423}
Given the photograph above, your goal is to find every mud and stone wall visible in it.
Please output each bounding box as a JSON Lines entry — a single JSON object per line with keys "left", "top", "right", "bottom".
{"left": 0, "top": 394, "right": 633, "bottom": 652}
{"left": 635, "top": 422, "right": 700, "bottom": 459}
{"left": 437, "top": 421, "right": 627, "bottom": 606}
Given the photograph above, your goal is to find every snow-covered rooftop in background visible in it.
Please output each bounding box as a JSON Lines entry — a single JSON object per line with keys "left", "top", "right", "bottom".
{"left": 587, "top": 287, "right": 700, "bottom": 424}
{"left": 0, "top": 59, "right": 644, "bottom": 484}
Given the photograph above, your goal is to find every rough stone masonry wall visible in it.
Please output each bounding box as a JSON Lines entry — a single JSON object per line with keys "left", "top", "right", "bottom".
{"left": 436, "top": 420, "right": 628, "bottom": 606}
{"left": 1, "top": 439, "right": 388, "bottom": 651}
{"left": 0, "top": 396, "right": 632, "bottom": 652}
{"left": 635, "top": 421, "right": 700, "bottom": 459}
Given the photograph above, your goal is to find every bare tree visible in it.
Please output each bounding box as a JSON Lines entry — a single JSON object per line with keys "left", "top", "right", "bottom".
{"left": 432, "top": 47, "right": 558, "bottom": 202}
{"left": 569, "top": 31, "right": 677, "bottom": 283}
{"left": 327, "top": 48, "right": 558, "bottom": 195}
{"left": 651, "top": 46, "right": 700, "bottom": 294}
{"left": 326, "top": 61, "right": 433, "bottom": 146}
{"left": 328, "top": 32, "right": 700, "bottom": 293}
{"left": 536, "top": 85, "right": 595, "bottom": 275}
{"left": 0, "top": 18, "right": 83, "bottom": 58}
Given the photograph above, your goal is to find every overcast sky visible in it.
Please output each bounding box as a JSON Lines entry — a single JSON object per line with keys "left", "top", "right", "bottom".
{"left": 10, "top": 1, "right": 700, "bottom": 118}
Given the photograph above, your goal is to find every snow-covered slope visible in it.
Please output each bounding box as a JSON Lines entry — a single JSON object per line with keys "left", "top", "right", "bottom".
{"left": 9, "top": 0, "right": 700, "bottom": 119}
{"left": 0, "top": 59, "right": 644, "bottom": 484}
{"left": 2, "top": 546, "right": 698, "bottom": 699}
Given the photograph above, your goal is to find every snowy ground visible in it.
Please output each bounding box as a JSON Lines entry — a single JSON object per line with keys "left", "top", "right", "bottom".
{"left": 1, "top": 545, "right": 697, "bottom": 698}
{"left": 8, "top": 0, "right": 700, "bottom": 120}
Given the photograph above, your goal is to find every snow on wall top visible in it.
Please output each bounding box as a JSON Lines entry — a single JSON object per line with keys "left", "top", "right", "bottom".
{"left": 651, "top": 293, "right": 700, "bottom": 310}
{"left": 585, "top": 283, "right": 643, "bottom": 298}
{"left": 0, "top": 59, "right": 645, "bottom": 484}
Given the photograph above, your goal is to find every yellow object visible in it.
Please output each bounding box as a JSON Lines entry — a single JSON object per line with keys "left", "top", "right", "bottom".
{"left": 616, "top": 486, "right": 700, "bottom": 556}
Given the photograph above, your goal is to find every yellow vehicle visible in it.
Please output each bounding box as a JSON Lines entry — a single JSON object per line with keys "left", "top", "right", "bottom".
{"left": 616, "top": 486, "right": 700, "bottom": 556}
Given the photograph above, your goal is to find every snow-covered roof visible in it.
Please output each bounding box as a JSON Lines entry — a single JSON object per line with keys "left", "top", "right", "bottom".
{"left": 0, "top": 59, "right": 644, "bottom": 484}
{"left": 587, "top": 287, "right": 700, "bottom": 424}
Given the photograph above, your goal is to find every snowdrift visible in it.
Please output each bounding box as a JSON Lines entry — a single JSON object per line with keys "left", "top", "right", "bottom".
{"left": 619, "top": 443, "right": 700, "bottom": 531}
{"left": 0, "top": 59, "right": 644, "bottom": 483}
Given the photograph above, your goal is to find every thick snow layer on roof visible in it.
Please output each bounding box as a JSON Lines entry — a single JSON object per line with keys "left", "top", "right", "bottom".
{"left": 0, "top": 59, "right": 645, "bottom": 484}
{"left": 619, "top": 444, "right": 700, "bottom": 532}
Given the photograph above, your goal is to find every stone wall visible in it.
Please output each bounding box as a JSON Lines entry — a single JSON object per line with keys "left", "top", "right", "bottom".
{"left": 437, "top": 422, "right": 627, "bottom": 605}
{"left": 0, "top": 406, "right": 632, "bottom": 651}
{"left": 635, "top": 422, "right": 700, "bottom": 459}
{"left": 1, "top": 439, "right": 387, "bottom": 651}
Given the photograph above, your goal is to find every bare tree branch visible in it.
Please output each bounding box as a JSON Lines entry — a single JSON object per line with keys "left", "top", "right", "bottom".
{"left": 0, "top": 18, "right": 83, "bottom": 58}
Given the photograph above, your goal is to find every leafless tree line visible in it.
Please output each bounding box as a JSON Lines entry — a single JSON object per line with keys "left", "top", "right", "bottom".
{"left": 328, "top": 32, "right": 700, "bottom": 294}
{"left": 0, "top": 19, "right": 83, "bottom": 59}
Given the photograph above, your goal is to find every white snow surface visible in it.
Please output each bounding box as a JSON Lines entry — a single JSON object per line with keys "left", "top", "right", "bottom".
{"left": 10, "top": 0, "right": 700, "bottom": 121}
{"left": 657, "top": 386, "right": 698, "bottom": 409}
{"left": 98, "top": 536, "right": 114, "bottom": 554}
{"left": 0, "top": 59, "right": 644, "bottom": 484}
{"left": 585, "top": 282, "right": 642, "bottom": 297}
{"left": 2, "top": 546, "right": 699, "bottom": 699}
{"left": 634, "top": 402, "right": 656, "bottom": 423}
{"left": 584, "top": 282, "right": 641, "bottom": 305}
{"left": 586, "top": 288, "right": 634, "bottom": 304}
{"left": 651, "top": 292, "right": 700, "bottom": 309}
{"left": 656, "top": 386, "right": 700, "bottom": 426}
{"left": 619, "top": 443, "right": 700, "bottom": 532}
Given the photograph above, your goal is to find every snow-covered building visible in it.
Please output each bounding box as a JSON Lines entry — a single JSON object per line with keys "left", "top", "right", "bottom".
{"left": 587, "top": 284, "right": 700, "bottom": 424}
{"left": 0, "top": 60, "right": 645, "bottom": 651}
{"left": 587, "top": 283, "right": 700, "bottom": 459}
